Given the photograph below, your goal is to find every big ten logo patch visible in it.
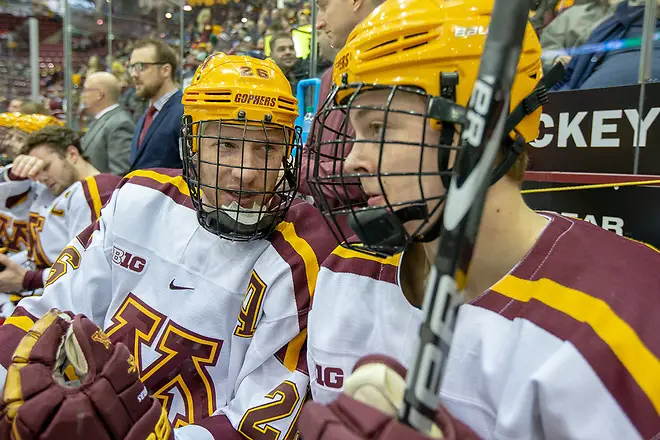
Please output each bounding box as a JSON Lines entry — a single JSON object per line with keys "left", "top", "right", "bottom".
{"left": 315, "top": 364, "right": 345, "bottom": 389}
{"left": 112, "top": 246, "right": 147, "bottom": 273}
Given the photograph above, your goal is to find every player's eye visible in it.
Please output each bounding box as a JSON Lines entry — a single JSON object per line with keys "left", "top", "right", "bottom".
{"left": 369, "top": 121, "right": 385, "bottom": 137}
{"left": 219, "top": 141, "right": 239, "bottom": 150}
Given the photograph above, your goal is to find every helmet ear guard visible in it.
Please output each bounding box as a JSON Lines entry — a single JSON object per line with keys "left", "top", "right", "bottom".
{"left": 490, "top": 62, "right": 565, "bottom": 184}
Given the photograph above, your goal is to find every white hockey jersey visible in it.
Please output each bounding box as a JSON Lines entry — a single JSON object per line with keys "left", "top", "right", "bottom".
{"left": 0, "top": 166, "right": 53, "bottom": 254}
{"left": 19, "top": 173, "right": 121, "bottom": 289}
{"left": 308, "top": 214, "right": 660, "bottom": 439}
{"left": 307, "top": 246, "right": 422, "bottom": 404}
{"left": 0, "top": 169, "right": 336, "bottom": 439}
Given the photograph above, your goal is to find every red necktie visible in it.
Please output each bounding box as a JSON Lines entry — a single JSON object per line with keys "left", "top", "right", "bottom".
{"left": 138, "top": 105, "right": 157, "bottom": 148}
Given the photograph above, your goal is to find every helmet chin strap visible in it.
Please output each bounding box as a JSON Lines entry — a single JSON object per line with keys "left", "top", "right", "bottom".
{"left": 200, "top": 207, "right": 276, "bottom": 239}
{"left": 348, "top": 204, "right": 429, "bottom": 256}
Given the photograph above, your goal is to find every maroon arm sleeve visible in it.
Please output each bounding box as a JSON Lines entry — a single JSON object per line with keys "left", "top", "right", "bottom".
{"left": 23, "top": 268, "right": 46, "bottom": 290}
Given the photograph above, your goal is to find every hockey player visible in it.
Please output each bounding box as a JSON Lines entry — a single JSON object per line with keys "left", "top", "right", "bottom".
{"left": 0, "top": 115, "right": 67, "bottom": 320}
{"left": 0, "top": 125, "right": 121, "bottom": 297}
{"left": 302, "top": 0, "right": 660, "bottom": 438}
{"left": 0, "top": 114, "right": 65, "bottom": 256}
{"left": 0, "top": 54, "right": 335, "bottom": 439}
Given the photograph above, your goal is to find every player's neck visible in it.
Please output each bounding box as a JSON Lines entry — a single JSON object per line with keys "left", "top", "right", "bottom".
{"left": 74, "top": 160, "right": 100, "bottom": 182}
{"left": 417, "top": 178, "right": 548, "bottom": 304}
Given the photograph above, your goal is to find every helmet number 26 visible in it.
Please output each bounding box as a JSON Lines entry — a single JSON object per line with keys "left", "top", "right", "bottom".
{"left": 239, "top": 66, "right": 270, "bottom": 79}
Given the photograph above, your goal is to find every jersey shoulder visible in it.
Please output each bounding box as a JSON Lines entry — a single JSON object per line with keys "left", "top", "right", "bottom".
{"left": 67, "top": 174, "right": 123, "bottom": 222}
{"left": 120, "top": 168, "right": 192, "bottom": 210}
{"left": 272, "top": 199, "right": 338, "bottom": 270}
{"left": 475, "top": 213, "right": 660, "bottom": 437}
{"left": 86, "top": 173, "right": 122, "bottom": 200}
{"left": 321, "top": 242, "right": 401, "bottom": 286}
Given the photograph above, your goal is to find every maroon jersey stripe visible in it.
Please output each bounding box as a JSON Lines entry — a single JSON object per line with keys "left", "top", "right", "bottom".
{"left": 79, "top": 177, "right": 96, "bottom": 222}
{"left": 269, "top": 224, "right": 313, "bottom": 330}
{"left": 89, "top": 174, "right": 122, "bottom": 219}
{"left": 475, "top": 289, "right": 660, "bottom": 439}
{"left": 321, "top": 246, "right": 400, "bottom": 286}
{"left": 511, "top": 213, "right": 660, "bottom": 372}
{"left": 80, "top": 174, "right": 121, "bottom": 223}
{"left": 125, "top": 174, "right": 193, "bottom": 209}
{"left": 76, "top": 220, "right": 101, "bottom": 249}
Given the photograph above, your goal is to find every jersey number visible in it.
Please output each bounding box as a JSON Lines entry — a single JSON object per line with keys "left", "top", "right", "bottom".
{"left": 238, "top": 380, "right": 304, "bottom": 440}
{"left": 234, "top": 270, "right": 268, "bottom": 338}
{"left": 45, "top": 246, "right": 81, "bottom": 287}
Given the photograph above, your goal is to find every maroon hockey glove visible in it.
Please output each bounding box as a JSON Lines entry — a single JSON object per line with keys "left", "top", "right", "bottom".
{"left": 0, "top": 309, "right": 173, "bottom": 440}
{"left": 298, "top": 355, "right": 481, "bottom": 440}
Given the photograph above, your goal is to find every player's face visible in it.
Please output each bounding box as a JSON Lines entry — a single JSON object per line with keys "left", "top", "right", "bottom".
{"left": 28, "top": 145, "right": 78, "bottom": 196}
{"left": 197, "top": 122, "right": 287, "bottom": 211}
{"left": 345, "top": 89, "right": 447, "bottom": 236}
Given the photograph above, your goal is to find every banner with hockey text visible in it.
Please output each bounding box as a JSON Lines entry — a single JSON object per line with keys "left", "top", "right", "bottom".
{"left": 523, "top": 83, "right": 660, "bottom": 248}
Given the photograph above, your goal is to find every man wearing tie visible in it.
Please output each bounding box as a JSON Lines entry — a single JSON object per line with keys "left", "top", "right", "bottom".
{"left": 80, "top": 72, "right": 135, "bottom": 176}
{"left": 129, "top": 39, "right": 184, "bottom": 171}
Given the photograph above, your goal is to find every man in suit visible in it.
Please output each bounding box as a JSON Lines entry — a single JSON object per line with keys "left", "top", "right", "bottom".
{"left": 129, "top": 39, "right": 184, "bottom": 171}
{"left": 81, "top": 72, "right": 135, "bottom": 176}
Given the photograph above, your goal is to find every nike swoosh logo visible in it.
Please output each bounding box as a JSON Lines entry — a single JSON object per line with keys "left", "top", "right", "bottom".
{"left": 169, "top": 279, "right": 194, "bottom": 291}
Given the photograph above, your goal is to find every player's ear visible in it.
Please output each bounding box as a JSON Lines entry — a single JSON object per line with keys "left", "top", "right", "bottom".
{"left": 65, "top": 145, "right": 79, "bottom": 163}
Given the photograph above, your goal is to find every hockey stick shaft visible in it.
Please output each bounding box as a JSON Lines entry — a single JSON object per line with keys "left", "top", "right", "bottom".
{"left": 399, "top": 0, "right": 531, "bottom": 432}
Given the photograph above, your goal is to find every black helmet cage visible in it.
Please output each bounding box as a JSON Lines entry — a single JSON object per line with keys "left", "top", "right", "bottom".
{"left": 182, "top": 114, "right": 301, "bottom": 242}
{"left": 307, "top": 72, "right": 468, "bottom": 258}
{"left": 307, "top": 67, "right": 551, "bottom": 258}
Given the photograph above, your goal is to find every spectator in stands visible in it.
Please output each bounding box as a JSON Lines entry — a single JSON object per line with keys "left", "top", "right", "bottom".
{"left": 128, "top": 39, "right": 183, "bottom": 170}
{"left": 298, "top": 0, "right": 384, "bottom": 201}
{"left": 7, "top": 99, "right": 22, "bottom": 113}
{"left": 552, "top": 0, "right": 660, "bottom": 90}
{"left": 20, "top": 101, "right": 48, "bottom": 115}
{"left": 269, "top": 31, "right": 308, "bottom": 89}
{"left": 531, "top": 0, "right": 589, "bottom": 35}
{"left": 86, "top": 55, "right": 102, "bottom": 77}
{"left": 540, "top": 0, "right": 613, "bottom": 72}
{"left": 80, "top": 72, "right": 135, "bottom": 176}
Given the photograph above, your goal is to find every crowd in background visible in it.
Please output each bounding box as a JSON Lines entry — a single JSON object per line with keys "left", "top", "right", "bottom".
{"left": 0, "top": 0, "right": 658, "bottom": 139}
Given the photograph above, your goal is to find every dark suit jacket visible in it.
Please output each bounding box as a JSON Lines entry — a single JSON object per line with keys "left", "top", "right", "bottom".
{"left": 130, "top": 90, "right": 184, "bottom": 171}
{"left": 82, "top": 106, "right": 135, "bottom": 176}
